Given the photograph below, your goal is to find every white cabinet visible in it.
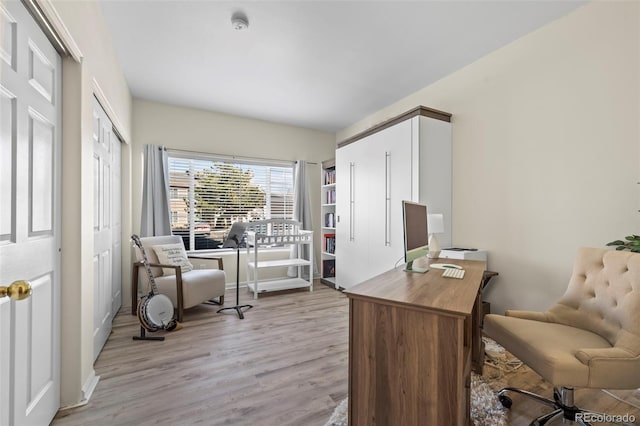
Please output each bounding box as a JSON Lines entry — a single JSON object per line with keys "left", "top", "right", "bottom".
{"left": 335, "top": 142, "right": 370, "bottom": 289}
{"left": 245, "top": 219, "right": 314, "bottom": 299}
{"left": 335, "top": 108, "right": 452, "bottom": 289}
{"left": 366, "top": 119, "right": 414, "bottom": 278}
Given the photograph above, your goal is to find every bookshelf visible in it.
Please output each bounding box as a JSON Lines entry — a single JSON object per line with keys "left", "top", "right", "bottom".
{"left": 321, "top": 159, "right": 337, "bottom": 288}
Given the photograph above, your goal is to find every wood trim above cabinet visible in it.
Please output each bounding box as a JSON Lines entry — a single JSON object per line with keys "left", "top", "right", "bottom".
{"left": 322, "top": 158, "right": 336, "bottom": 169}
{"left": 338, "top": 105, "right": 452, "bottom": 148}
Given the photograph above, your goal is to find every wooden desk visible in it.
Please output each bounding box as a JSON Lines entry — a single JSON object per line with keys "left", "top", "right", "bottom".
{"left": 344, "top": 259, "right": 486, "bottom": 426}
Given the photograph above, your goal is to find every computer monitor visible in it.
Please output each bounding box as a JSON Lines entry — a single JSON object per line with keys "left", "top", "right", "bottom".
{"left": 402, "top": 200, "right": 429, "bottom": 273}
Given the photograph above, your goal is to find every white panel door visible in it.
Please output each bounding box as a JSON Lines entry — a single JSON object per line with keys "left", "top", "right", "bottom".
{"left": 93, "top": 97, "right": 120, "bottom": 361}
{"left": 0, "top": 1, "right": 61, "bottom": 425}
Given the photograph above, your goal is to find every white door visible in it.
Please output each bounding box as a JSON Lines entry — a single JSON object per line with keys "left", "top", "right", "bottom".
{"left": 93, "top": 97, "right": 121, "bottom": 361}
{"left": 367, "top": 120, "right": 413, "bottom": 277}
{"left": 335, "top": 141, "right": 370, "bottom": 289}
{"left": 0, "top": 1, "right": 61, "bottom": 425}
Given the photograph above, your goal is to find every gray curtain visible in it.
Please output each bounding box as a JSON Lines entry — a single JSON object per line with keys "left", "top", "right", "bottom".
{"left": 140, "top": 144, "right": 172, "bottom": 237}
{"left": 289, "top": 160, "right": 318, "bottom": 277}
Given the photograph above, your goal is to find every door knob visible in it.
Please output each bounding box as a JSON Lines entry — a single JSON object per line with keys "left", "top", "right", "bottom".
{"left": 0, "top": 280, "right": 32, "bottom": 301}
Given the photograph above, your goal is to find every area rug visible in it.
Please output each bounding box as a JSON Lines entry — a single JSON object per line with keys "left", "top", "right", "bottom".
{"left": 325, "top": 338, "right": 513, "bottom": 426}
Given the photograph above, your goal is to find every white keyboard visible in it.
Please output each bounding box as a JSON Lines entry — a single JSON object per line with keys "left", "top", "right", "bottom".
{"left": 442, "top": 268, "right": 465, "bottom": 279}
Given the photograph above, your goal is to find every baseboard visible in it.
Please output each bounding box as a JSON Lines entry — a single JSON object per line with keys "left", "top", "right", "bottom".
{"left": 58, "top": 370, "right": 100, "bottom": 411}
{"left": 226, "top": 281, "right": 250, "bottom": 290}
{"left": 82, "top": 370, "right": 100, "bottom": 402}
{"left": 226, "top": 275, "right": 320, "bottom": 290}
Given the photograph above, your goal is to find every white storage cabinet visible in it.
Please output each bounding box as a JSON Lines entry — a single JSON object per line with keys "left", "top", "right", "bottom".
{"left": 335, "top": 107, "right": 452, "bottom": 289}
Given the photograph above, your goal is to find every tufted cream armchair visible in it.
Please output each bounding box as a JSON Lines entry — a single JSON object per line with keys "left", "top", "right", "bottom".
{"left": 484, "top": 247, "right": 640, "bottom": 425}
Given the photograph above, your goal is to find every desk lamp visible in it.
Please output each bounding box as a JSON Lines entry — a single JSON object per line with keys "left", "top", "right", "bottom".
{"left": 427, "top": 214, "right": 444, "bottom": 258}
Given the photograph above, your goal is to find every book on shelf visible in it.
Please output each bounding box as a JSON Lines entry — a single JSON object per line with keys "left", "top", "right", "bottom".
{"left": 325, "top": 212, "right": 335, "bottom": 228}
{"left": 323, "top": 259, "right": 335, "bottom": 278}
{"left": 325, "top": 189, "right": 336, "bottom": 204}
{"left": 323, "top": 233, "right": 336, "bottom": 254}
{"left": 324, "top": 169, "right": 336, "bottom": 185}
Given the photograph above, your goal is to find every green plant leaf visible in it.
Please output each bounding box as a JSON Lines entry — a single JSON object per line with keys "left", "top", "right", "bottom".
{"left": 616, "top": 246, "right": 627, "bottom": 250}
{"left": 607, "top": 240, "right": 625, "bottom": 246}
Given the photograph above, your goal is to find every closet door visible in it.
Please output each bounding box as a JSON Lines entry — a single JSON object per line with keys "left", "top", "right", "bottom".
{"left": 92, "top": 97, "right": 121, "bottom": 361}
{"left": 335, "top": 141, "right": 370, "bottom": 289}
{"left": 366, "top": 120, "right": 413, "bottom": 278}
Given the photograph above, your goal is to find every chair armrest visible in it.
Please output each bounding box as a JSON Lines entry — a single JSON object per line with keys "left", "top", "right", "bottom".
{"left": 187, "top": 255, "right": 224, "bottom": 270}
{"left": 505, "top": 310, "right": 551, "bottom": 322}
{"left": 211, "top": 257, "right": 224, "bottom": 270}
{"left": 575, "top": 347, "right": 638, "bottom": 365}
{"left": 135, "top": 262, "right": 180, "bottom": 270}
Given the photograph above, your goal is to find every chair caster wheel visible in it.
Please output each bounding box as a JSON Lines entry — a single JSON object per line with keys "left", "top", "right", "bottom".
{"left": 499, "top": 394, "right": 512, "bottom": 409}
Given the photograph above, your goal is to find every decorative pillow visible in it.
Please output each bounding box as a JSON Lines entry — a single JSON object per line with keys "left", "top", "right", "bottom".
{"left": 152, "top": 243, "right": 194, "bottom": 276}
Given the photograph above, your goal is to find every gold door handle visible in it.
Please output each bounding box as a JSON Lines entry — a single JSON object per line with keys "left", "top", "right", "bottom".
{"left": 0, "top": 280, "right": 32, "bottom": 301}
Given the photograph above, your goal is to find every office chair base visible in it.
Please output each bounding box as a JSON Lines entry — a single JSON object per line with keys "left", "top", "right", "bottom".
{"left": 498, "top": 386, "right": 610, "bottom": 426}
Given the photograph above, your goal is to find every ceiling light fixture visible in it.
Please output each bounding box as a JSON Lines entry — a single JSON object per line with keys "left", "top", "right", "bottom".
{"left": 231, "top": 11, "right": 249, "bottom": 31}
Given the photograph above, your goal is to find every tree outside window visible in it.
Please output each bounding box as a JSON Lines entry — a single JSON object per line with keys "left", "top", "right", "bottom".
{"left": 168, "top": 156, "right": 293, "bottom": 250}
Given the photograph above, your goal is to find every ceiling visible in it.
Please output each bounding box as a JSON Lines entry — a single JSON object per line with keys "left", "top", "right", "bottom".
{"left": 100, "top": 1, "right": 584, "bottom": 132}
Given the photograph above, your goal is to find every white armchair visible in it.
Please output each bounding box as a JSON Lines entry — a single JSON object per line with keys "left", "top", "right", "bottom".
{"left": 131, "top": 235, "right": 226, "bottom": 322}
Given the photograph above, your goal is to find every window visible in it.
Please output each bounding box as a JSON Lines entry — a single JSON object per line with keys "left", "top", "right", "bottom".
{"left": 168, "top": 152, "right": 295, "bottom": 250}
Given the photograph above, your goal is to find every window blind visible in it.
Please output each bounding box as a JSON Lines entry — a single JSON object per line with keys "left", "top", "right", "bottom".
{"left": 168, "top": 153, "right": 294, "bottom": 250}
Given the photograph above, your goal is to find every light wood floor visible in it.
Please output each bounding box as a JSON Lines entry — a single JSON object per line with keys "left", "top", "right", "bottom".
{"left": 53, "top": 282, "right": 640, "bottom": 426}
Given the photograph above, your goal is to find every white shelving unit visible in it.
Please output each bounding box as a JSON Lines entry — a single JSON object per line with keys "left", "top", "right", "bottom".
{"left": 245, "top": 219, "right": 314, "bottom": 299}
{"left": 321, "top": 159, "right": 337, "bottom": 289}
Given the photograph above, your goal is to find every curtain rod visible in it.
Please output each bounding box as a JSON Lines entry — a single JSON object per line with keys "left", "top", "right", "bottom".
{"left": 162, "top": 147, "right": 318, "bottom": 166}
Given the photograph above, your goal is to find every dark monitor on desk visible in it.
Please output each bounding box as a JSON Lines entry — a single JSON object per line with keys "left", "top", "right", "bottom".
{"left": 402, "top": 200, "right": 429, "bottom": 273}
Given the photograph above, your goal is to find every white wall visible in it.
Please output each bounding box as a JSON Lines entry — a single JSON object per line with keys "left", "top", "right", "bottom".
{"left": 46, "top": 0, "right": 133, "bottom": 407}
{"left": 130, "top": 99, "right": 336, "bottom": 295}
{"left": 337, "top": 2, "right": 640, "bottom": 314}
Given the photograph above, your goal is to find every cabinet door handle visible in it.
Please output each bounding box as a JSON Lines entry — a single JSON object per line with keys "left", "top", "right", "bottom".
{"left": 385, "top": 152, "right": 391, "bottom": 246}
{"left": 349, "top": 161, "right": 355, "bottom": 242}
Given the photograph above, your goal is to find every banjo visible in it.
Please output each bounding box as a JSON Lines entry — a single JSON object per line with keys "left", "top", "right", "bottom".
{"left": 131, "top": 235, "right": 178, "bottom": 332}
